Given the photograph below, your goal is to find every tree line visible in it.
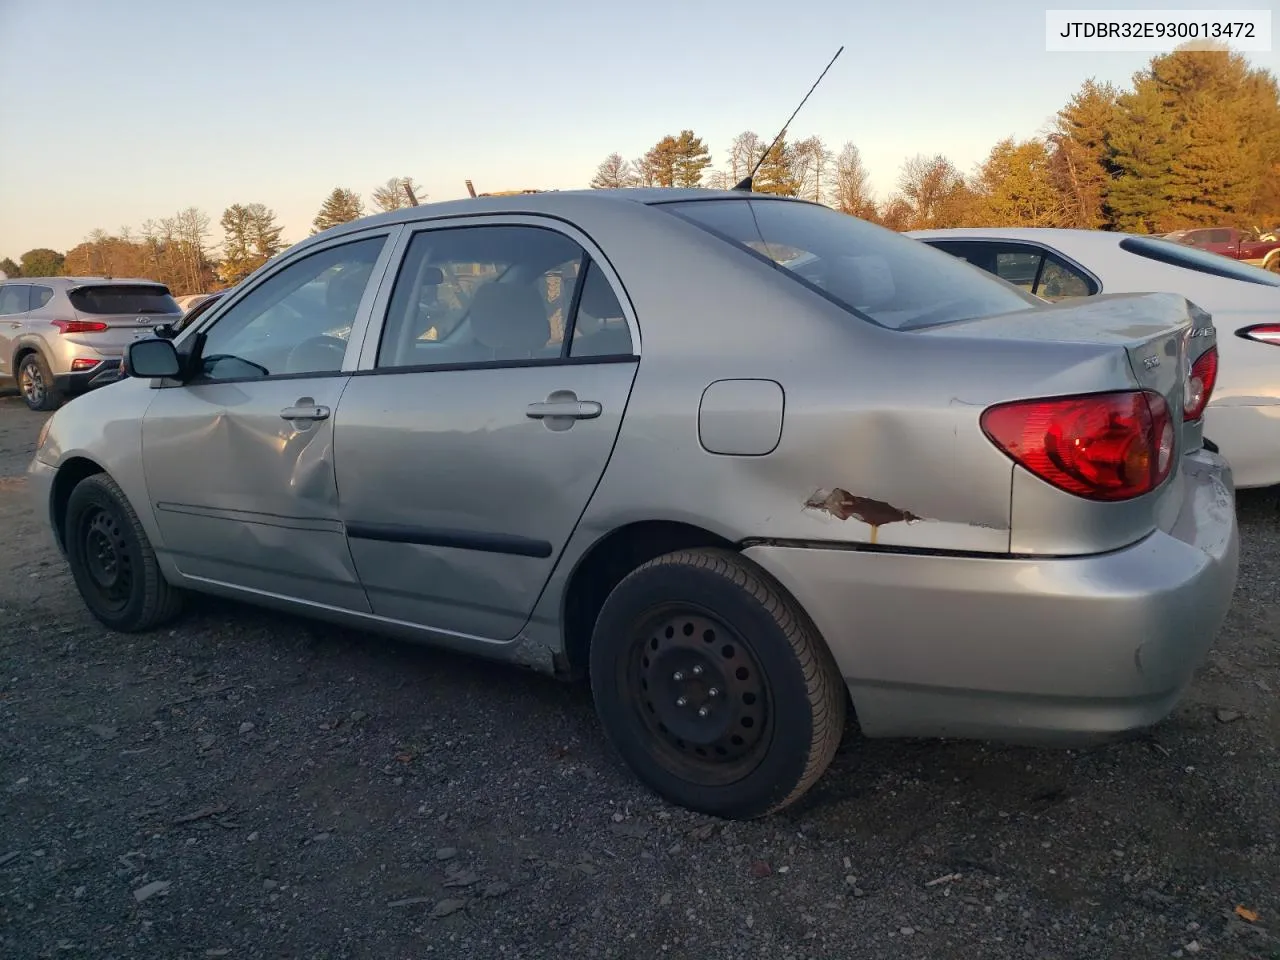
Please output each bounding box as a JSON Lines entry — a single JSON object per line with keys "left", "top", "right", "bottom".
{"left": 4, "top": 45, "right": 1277, "bottom": 296}
{"left": 590, "top": 45, "right": 1280, "bottom": 234}
{"left": 0, "top": 176, "right": 423, "bottom": 296}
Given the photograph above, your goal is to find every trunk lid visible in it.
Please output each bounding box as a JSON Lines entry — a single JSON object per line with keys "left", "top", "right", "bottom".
{"left": 64, "top": 283, "right": 185, "bottom": 355}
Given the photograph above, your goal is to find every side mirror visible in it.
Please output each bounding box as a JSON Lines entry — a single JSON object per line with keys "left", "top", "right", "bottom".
{"left": 152, "top": 322, "right": 177, "bottom": 340}
{"left": 125, "top": 337, "right": 182, "bottom": 379}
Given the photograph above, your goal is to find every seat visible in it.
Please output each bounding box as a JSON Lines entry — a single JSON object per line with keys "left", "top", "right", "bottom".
{"left": 468, "top": 282, "right": 553, "bottom": 360}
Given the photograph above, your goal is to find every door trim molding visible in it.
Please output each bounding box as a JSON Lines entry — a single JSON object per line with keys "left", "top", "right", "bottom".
{"left": 345, "top": 521, "right": 554, "bottom": 558}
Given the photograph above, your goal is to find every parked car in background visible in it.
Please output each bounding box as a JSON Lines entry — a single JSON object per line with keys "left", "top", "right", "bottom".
{"left": 1162, "top": 227, "right": 1280, "bottom": 273}
{"left": 910, "top": 227, "right": 1280, "bottom": 490}
{"left": 0, "top": 277, "right": 183, "bottom": 411}
{"left": 31, "top": 190, "right": 1238, "bottom": 819}
{"left": 174, "top": 293, "right": 216, "bottom": 314}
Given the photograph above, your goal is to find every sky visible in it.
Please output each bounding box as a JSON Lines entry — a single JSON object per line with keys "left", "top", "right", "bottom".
{"left": 0, "top": 0, "right": 1276, "bottom": 259}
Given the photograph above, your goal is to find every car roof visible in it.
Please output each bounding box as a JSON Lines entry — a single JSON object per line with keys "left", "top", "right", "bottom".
{"left": 2, "top": 276, "right": 172, "bottom": 288}
{"left": 305, "top": 187, "right": 807, "bottom": 245}
{"left": 906, "top": 227, "right": 1135, "bottom": 247}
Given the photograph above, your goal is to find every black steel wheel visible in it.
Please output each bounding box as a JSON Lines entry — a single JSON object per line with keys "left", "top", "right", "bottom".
{"left": 629, "top": 606, "right": 773, "bottom": 786}
{"left": 18, "top": 353, "right": 61, "bottom": 412}
{"left": 590, "top": 548, "right": 846, "bottom": 819}
{"left": 64, "top": 473, "right": 183, "bottom": 632}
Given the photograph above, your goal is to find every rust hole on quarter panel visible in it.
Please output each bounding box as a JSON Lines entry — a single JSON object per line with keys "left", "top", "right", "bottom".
{"left": 804, "top": 487, "right": 922, "bottom": 526}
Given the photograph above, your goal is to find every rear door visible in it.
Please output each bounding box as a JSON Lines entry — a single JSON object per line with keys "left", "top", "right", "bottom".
{"left": 0, "top": 284, "right": 30, "bottom": 375}
{"left": 334, "top": 217, "right": 640, "bottom": 640}
{"left": 62, "top": 282, "right": 185, "bottom": 359}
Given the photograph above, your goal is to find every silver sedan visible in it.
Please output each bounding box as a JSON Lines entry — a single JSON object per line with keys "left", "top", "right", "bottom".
{"left": 30, "top": 189, "right": 1240, "bottom": 818}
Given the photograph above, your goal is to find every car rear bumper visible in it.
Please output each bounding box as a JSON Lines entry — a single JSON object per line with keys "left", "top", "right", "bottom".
{"left": 742, "top": 448, "right": 1240, "bottom": 744}
{"left": 55, "top": 362, "right": 124, "bottom": 395}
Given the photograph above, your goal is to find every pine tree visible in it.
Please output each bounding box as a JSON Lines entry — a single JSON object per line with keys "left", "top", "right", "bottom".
{"left": 1104, "top": 82, "right": 1182, "bottom": 232}
{"left": 312, "top": 188, "right": 365, "bottom": 234}
{"left": 672, "top": 130, "right": 711, "bottom": 188}
{"left": 753, "top": 133, "right": 798, "bottom": 196}
{"left": 973, "top": 138, "right": 1064, "bottom": 227}
{"left": 1048, "top": 79, "right": 1120, "bottom": 228}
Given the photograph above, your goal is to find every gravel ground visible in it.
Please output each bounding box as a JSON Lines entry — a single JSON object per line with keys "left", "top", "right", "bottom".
{"left": 0, "top": 389, "right": 1277, "bottom": 960}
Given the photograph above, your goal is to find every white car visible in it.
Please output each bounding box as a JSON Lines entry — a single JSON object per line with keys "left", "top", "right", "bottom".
{"left": 909, "top": 227, "right": 1280, "bottom": 489}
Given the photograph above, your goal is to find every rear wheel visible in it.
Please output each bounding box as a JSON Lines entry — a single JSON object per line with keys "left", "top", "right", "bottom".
{"left": 18, "top": 352, "right": 62, "bottom": 412}
{"left": 589, "top": 548, "right": 846, "bottom": 819}
{"left": 64, "top": 473, "right": 183, "bottom": 632}
{"left": 1265, "top": 254, "right": 1280, "bottom": 274}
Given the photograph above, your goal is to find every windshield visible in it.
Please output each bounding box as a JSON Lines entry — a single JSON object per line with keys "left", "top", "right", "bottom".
{"left": 658, "top": 198, "right": 1041, "bottom": 330}
{"left": 1120, "top": 235, "right": 1280, "bottom": 288}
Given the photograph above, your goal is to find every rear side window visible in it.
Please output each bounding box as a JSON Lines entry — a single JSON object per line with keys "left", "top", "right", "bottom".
{"left": 68, "top": 284, "right": 181, "bottom": 315}
{"left": 29, "top": 285, "right": 54, "bottom": 310}
{"left": 1119, "top": 236, "right": 1280, "bottom": 288}
{"left": 659, "top": 198, "right": 1041, "bottom": 330}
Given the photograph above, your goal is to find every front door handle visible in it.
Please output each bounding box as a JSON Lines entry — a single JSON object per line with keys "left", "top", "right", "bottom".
{"left": 281, "top": 402, "right": 330, "bottom": 422}
{"left": 526, "top": 399, "right": 602, "bottom": 421}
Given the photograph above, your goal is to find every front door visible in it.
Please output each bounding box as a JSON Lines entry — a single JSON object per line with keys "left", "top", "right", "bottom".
{"left": 141, "top": 231, "right": 397, "bottom": 611}
{"left": 334, "top": 220, "right": 640, "bottom": 640}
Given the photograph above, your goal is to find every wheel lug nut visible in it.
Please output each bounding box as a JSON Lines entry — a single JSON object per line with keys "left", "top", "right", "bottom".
{"left": 697, "top": 706, "right": 710, "bottom": 717}
{"left": 708, "top": 687, "right": 719, "bottom": 697}
{"left": 672, "top": 671, "right": 684, "bottom": 681}
{"left": 676, "top": 696, "right": 688, "bottom": 707}
{"left": 692, "top": 665, "right": 703, "bottom": 676}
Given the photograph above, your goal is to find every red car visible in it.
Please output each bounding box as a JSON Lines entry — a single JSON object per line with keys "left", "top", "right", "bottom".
{"left": 1163, "top": 227, "right": 1280, "bottom": 273}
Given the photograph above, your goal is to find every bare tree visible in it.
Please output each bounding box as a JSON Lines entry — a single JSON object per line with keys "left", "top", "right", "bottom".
{"left": 590, "top": 153, "right": 637, "bottom": 188}
{"left": 791, "top": 136, "right": 834, "bottom": 204}
{"left": 372, "top": 177, "right": 424, "bottom": 212}
{"left": 833, "top": 142, "right": 876, "bottom": 218}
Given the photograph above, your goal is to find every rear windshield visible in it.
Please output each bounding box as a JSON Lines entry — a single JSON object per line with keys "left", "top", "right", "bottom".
{"left": 1120, "top": 236, "right": 1280, "bottom": 288}
{"left": 69, "top": 284, "right": 181, "bottom": 315}
{"left": 657, "top": 198, "right": 1041, "bottom": 330}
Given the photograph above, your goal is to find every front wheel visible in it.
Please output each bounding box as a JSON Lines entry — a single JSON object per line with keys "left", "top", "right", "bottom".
{"left": 64, "top": 473, "right": 184, "bottom": 632}
{"left": 1265, "top": 255, "right": 1280, "bottom": 275}
{"left": 589, "top": 548, "right": 846, "bottom": 819}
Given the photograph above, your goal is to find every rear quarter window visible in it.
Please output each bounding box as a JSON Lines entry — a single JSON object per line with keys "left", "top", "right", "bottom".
{"left": 1119, "top": 236, "right": 1280, "bottom": 288}
{"left": 69, "top": 284, "right": 182, "bottom": 314}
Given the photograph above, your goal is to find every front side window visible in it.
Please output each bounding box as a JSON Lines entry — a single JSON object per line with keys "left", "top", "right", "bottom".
{"left": 377, "top": 225, "right": 589, "bottom": 369}
{"left": 0, "top": 285, "right": 29, "bottom": 316}
{"left": 196, "top": 235, "right": 386, "bottom": 381}
{"left": 660, "top": 199, "right": 1041, "bottom": 330}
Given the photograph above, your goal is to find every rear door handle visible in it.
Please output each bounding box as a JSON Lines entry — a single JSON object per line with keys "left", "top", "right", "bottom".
{"left": 526, "top": 400, "right": 601, "bottom": 420}
{"left": 280, "top": 404, "right": 330, "bottom": 422}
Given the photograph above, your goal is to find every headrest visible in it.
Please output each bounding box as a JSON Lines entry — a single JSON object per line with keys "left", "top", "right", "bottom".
{"left": 469, "top": 282, "right": 551, "bottom": 354}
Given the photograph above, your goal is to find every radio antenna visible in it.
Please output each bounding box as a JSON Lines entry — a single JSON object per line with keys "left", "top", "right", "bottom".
{"left": 733, "top": 45, "right": 844, "bottom": 192}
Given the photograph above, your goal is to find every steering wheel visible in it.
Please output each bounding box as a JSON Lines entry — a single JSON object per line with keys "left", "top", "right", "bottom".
{"left": 285, "top": 335, "right": 349, "bottom": 374}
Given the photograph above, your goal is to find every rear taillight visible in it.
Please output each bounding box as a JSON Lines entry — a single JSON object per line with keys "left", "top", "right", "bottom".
{"left": 1237, "top": 323, "right": 1280, "bottom": 346}
{"left": 1183, "top": 346, "right": 1218, "bottom": 422}
{"left": 70, "top": 358, "right": 99, "bottom": 371}
{"left": 981, "top": 390, "right": 1174, "bottom": 502}
{"left": 51, "top": 319, "right": 109, "bottom": 334}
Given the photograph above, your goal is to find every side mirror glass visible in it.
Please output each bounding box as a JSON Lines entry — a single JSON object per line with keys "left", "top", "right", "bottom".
{"left": 125, "top": 337, "right": 182, "bottom": 379}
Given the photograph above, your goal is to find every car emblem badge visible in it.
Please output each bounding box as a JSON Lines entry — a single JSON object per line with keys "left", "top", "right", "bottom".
{"left": 1142, "top": 355, "right": 1160, "bottom": 369}
{"left": 136, "top": 316, "right": 148, "bottom": 324}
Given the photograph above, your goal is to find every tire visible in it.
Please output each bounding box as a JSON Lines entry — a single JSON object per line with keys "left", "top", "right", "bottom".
{"left": 17, "top": 352, "right": 62, "bottom": 412}
{"left": 1265, "top": 254, "right": 1280, "bottom": 275}
{"left": 64, "top": 473, "right": 183, "bottom": 632}
{"left": 588, "top": 547, "right": 846, "bottom": 819}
